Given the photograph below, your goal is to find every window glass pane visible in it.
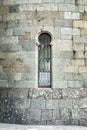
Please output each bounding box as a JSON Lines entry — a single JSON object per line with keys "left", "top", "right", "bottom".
{"left": 39, "top": 59, "right": 50, "bottom": 71}
{"left": 39, "top": 72, "right": 50, "bottom": 86}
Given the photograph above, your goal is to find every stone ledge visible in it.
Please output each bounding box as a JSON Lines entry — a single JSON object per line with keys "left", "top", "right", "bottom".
{"left": 0, "top": 124, "right": 87, "bottom": 130}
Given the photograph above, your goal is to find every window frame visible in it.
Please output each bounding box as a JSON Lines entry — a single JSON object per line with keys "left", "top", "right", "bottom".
{"left": 38, "top": 44, "right": 52, "bottom": 88}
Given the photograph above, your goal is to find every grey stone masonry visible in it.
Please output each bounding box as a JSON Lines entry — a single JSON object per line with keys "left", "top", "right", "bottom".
{"left": 0, "top": 0, "right": 87, "bottom": 126}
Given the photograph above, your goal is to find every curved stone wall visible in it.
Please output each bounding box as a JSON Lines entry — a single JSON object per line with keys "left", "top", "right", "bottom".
{"left": 0, "top": 0, "right": 87, "bottom": 126}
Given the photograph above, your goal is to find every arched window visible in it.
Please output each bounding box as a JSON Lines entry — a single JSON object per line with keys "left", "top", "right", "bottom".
{"left": 38, "top": 32, "right": 52, "bottom": 88}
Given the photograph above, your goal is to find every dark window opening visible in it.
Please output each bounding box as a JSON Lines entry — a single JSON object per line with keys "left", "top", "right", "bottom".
{"left": 38, "top": 32, "right": 52, "bottom": 88}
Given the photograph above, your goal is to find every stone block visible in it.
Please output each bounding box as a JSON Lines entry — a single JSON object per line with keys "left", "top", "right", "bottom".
{"left": 7, "top": 88, "right": 28, "bottom": 98}
{"left": 73, "top": 12, "right": 80, "bottom": 19}
{"left": 83, "top": 0, "right": 87, "bottom": 5}
{"left": 0, "top": 22, "right": 7, "bottom": 29}
{"left": 53, "top": 80, "right": 67, "bottom": 88}
{"left": 19, "top": 19, "right": 32, "bottom": 28}
{"left": 59, "top": 99, "right": 72, "bottom": 109}
{"left": 62, "top": 88, "right": 81, "bottom": 99}
{"left": 3, "top": 13, "right": 26, "bottom": 21}
{"left": 42, "top": 0, "right": 54, "bottom": 2}
{"left": 19, "top": 40, "right": 36, "bottom": 51}
{"left": 64, "top": 73, "right": 83, "bottom": 81}
{"left": 73, "top": 36, "right": 87, "bottom": 44}
{"left": 81, "top": 12, "right": 87, "bottom": 20}
{"left": 55, "top": 0, "right": 64, "bottom": 3}
{"left": 0, "top": 52, "right": 6, "bottom": 59}
{"left": 19, "top": 32, "right": 31, "bottom": 40}
{"left": 64, "top": 12, "right": 80, "bottom": 19}
{"left": 19, "top": 4, "right": 57, "bottom": 11}
{"left": 80, "top": 88, "right": 87, "bottom": 98}
{"left": 59, "top": 3, "right": 77, "bottom": 12}
{"left": 74, "top": 51, "right": 85, "bottom": 59}
{"left": 13, "top": 28, "right": 25, "bottom": 36}
{"left": 68, "top": 81, "right": 84, "bottom": 88}
{"left": 0, "top": 15, "right": 2, "bottom": 21}
{"left": 53, "top": 58, "right": 71, "bottom": 66}
{"left": 0, "top": 66, "right": 3, "bottom": 73}
{"left": 64, "top": 66, "right": 78, "bottom": 73}
{"left": 0, "top": 0, "right": 3, "bottom": 6}
{"left": 29, "top": 109, "right": 41, "bottom": 120}
{"left": 65, "top": 0, "right": 75, "bottom": 4}
{"left": 41, "top": 110, "right": 53, "bottom": 120}
{"left": 46, "top": 99, "right": 58, "bottom": 109}
{"left": 3, "top": 0, "right": 29, "bottom": 5}
{"left": 54, "top": 19, "right": 73, "bottom": 27}
{"left": 80, "top": 97, "right": 87, "bottom": 108}
{"left": 9, "top": 81, "right": 36, "bottom": 88}
{"left": 8, "top": 20, "right": 19, "bottom": 28}
{"left": 60, "top": 108, "right": 70, "bottom": 121}
{"left": 0, "top": 80, "right": 8, "bottom": 87}
{"left": 67, "top": 81, "right": 75, "bottom": 88}
{"left": 74, "top": 81, "right": 84, "bottom": 88}
{"left": 73, "top": 28, "right": 80, "bottom": 35}
{"left": 47, "top": 120, "right": 64, "bottom": 125}
{"left": 31, "top": 99, "right": 45, "bottom": 109}
{"left": 81, "top": 29, "right": 87, "bottom": 36}
{"left": 73, "top": 20, "right": 87, "bottom": 28}
{"left": 60, "top": 51, "right": 73, "bottom": 59}
{"left": 61, "top": 27, "right": 72, "bottom": 35}
{"left": 72, "top": 109, "right": 80, "bottom": 120}
{"left": 64, "top": 12, "right": 72, "bottom": 19}
{"left": 53, "top": 110, "right": 60, "bottom": 120}
{"left": 15, "top": 99, "right": 31, "bottom": 109}
{"left": 61, "top": 35, "right": 72, "bottom": 40}
{"left": 79, "top": 67, "right": 87, "bottom": 73}
{"left": 13, "top": 73, "right": 22, "bottom": 81}
{"left": 61, "top": 27, "right": 80, "bottom": 35}
{"left": 9, "top": 5, "right": 19, "bottom": 13}
{"left": 33, "top": 18, "right": 53, "bottom": 26}
{"left": 57, "top": 40, "right": 72, "bottom": 51}
{"left": 73, "top": 43, "right": 84, "bottom": 51}
{"left": 79, "top": 5, "right": 85, "bottom": 12}
{"left": 80, "top": 118, "right": 87, "bottom": 126}
{"left": 0, "top": 29, "right": 13, "bottom": 37}
{"left": 0, "top": 43, "right": 20, "bottom": 52}
{"left": 85, "top": 6, "right": 87, "bottom": 12}
{"left": 72, "top": 59, "right": 85, "bottom": 65}
{"left": 29, "top": 0, "right": 42, "bottom": 3}
{"left": 20, "top": 73, "right": 35, "bottom": 81}
{"left": 0, "top": 36, "right": 18, "bottom": 44}
{"left": 0, "top": 5, "right": 9, "bottom": 14}
{"left": 72, "top": 108, "right": 87, "bottom": 120}
{"left": 54, "top": 27, "right": 61, "bottom": 39}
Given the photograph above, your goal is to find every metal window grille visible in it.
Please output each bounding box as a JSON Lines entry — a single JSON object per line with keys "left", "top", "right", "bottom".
{"left": 38, "top": 33, "right": 52, "bottom": 88}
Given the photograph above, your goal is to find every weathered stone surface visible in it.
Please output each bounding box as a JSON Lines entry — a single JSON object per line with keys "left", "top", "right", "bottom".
{"left": 41, "top": 110, "right": 53, "bottom": 120}
{"left": 0, "top": 0, "right": 87, "bottom": 126}
{"left": 54, "top": 19, "right": 73, "bottom": 27}
{"left": 46, "top": 99, "right": 58, "bottom": 109}
{"left": 64, "top": 12, "right": 80, "bottom": 19}
{"left": 7, "top": 20, "right": 19, "bottom": 28}
{"left": 59, "top": 4, "right": 76, "bottom": 12}
{"left": 0, "top": 6, "right": 9, "bottom": 14}
{"left": 62, "top": 88, "right": 81, "bottom": 99}
{"left": 73, "top": 20, "right": 87, "bottom": 28}
{"left": 31, "top": 99, "right": 45, "bottom": 109}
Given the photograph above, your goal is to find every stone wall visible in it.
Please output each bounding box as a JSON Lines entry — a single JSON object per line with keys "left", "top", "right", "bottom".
{"left": 0, "top": 0, "right": 87, "bottom": 126}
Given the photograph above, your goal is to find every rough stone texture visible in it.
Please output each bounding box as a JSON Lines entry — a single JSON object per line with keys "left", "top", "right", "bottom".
{"left": 0, "top": 0, "right": 87, "bottom": 126}
{"left": 0, "top": 124, "right": 87, "bottom": 130}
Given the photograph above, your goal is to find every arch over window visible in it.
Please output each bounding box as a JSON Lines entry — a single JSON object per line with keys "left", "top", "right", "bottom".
{"left": 38, "top": 32, "right": 52, "bottom": 88}
{"left": 38, "top": 33, "right": 51, "bottom": 45}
